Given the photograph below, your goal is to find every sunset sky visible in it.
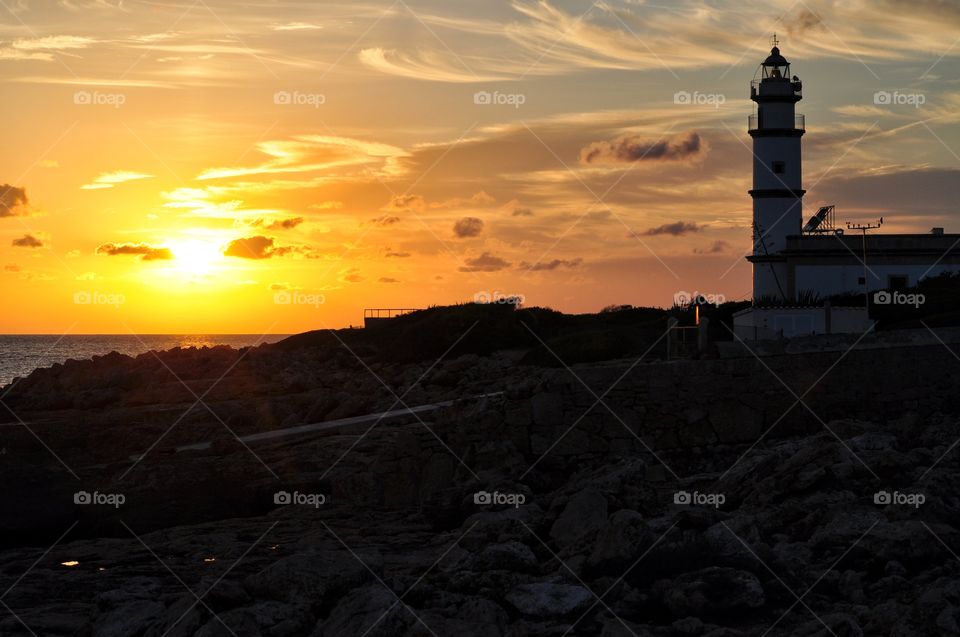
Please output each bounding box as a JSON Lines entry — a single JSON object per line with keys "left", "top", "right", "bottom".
{"left": 1, "top": 0, "right": 958, "bottom": 334}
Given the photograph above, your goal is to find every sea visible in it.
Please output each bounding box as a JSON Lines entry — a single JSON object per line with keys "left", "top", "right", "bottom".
{"left": 0, "top": 335, "right": 290, "bottom": 388}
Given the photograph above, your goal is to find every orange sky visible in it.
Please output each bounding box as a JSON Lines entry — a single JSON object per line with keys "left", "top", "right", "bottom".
{"left": 1, "top": 0, "right": 958, "bottom": 333}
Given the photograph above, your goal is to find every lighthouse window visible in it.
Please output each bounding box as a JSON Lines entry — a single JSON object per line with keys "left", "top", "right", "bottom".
{"left": 772, "top": 161, "right": 786, "bottom": 174}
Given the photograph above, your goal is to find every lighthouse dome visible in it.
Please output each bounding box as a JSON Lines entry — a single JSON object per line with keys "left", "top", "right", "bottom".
{"left": 763, "top": 46, "right": 789, "bottom": 67}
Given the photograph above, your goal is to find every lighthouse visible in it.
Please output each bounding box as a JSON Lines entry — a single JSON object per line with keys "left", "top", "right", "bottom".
{"left": 732, "top": 36, "right": 960, "bottom": 339}
{"left": 747, "top": 36, "right": 805, "bottom": 302}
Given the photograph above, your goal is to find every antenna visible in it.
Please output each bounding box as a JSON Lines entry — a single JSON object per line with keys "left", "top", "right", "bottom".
{"left": 771, "top": 33, "right": 780, "bottom": 47}
{"left": 845, "top": 218, "right": 884, "bottom": 311}
{"left": 846, "top": 218, "right": 883, "bottom": 233}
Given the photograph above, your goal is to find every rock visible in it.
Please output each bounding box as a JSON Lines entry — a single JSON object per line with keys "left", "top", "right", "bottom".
{"left": 244, "top": 551, "right": 373, "bottom": 610}
{"left": 531, "top": 392, "right": 563, "bottom": 426}
{"left": 550, "top": 488, "right": 608, "bottom": 548}
{"left": 663, "top": 567, "right": 764, "bottom": 617}
{"left": 475, "top": 541, "right": 538, "bottom": 572}
{"left": 506, "top": 581, "right": 593, "bottom": 618}
{"left": 314, "top": 584, "right": 410, "bottom": 637}
{"left": 585, "top": 509, "right": 652, "bottom": 576}
{"left": 197, "top": 601, "right": 313, "bottom": 637}
{"left": 93, "top": 599, "right": 165, "bottom": 637}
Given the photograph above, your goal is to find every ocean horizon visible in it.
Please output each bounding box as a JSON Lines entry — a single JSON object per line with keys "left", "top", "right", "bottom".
{"left": 0, "top": 334, "right": 291, "bottom": 387}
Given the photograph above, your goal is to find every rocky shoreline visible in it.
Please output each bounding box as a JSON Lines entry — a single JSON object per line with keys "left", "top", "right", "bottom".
{"left": 2, "top": 334, "right": 959, "bottom": 636}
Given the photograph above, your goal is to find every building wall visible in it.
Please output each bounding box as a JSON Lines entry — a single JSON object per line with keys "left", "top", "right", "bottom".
{"left": 794, "top": 263, "right": 960, "bottom": 297}
{"left": 733, "top": 306, "right": 871, "bottom": 339}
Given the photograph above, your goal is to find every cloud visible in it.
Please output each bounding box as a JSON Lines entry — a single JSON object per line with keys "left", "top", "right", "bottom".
{"left": 379, "top": 277, "right": 400, "bottom": 283}
{"left": 96, "top": 242, "right": 173, "bottom": 260}
{"left": 519, "top": 257, "right": 583, "bottom": 271}
{"left": 512, "top": 207, "right": 534, "bottom": 217}
{"left": 370, "top": 215, "right": 401, "bottom": 227}
{"left": 341, "top": 268, "right": 364, "bottom": 283}
{"left": 693, "top": 240, "right": 730, "bottom": 254}
{"left": 635, "top": 221, "right": 701, "bottom": 237}
{"left": 459, "top": 252, "right": 511, "bottom": 272}
{"left": 0, "top": 35, "right": 96, "bottom": 61}
{"left": 81, "top": 171, "right": 153, "bottom": 190}
{"left": 249, "top": 216, "right": 304, "bottom": 230}
{"left": 431, "top": 191, "right": 496, "bottom": 209}
{"left": 197, "top": 135, "right": 407, "bottom": 181}
{"left": 223, "top": 235, "right": 308, "bottom": 259}
{"left": 359, "top": 47, "right": 509, "bottom": 83}
{"left": 580, "top": 131, "right": 706, "bottom": 165}
{"left": 453, "top": 217, "right": 484, "bottom": 238}
{"left": 12, "top": 234, "right": 44, "bottom": 248}
{"left": 272, "top": 22, "right": 324, "bottom": 31}
{"left": 383, "top": 194, "right": 425, "bottom": 212}
{"left": 308, "top": 201, "right": 343, "bottom": 210}
{"left": 384, "top": 249, "right": 411, "bottom": 258}
{"left": 0, "top": 184, "right": 28, "bottom": 217}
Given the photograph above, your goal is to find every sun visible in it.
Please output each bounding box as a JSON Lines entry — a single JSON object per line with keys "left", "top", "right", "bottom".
{"left": 168, "top": 238, "right": 225, "bottom": 277}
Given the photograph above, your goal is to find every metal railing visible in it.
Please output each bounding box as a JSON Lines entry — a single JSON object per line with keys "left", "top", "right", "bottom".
{"left": 748, "top": 113, "right": 805, "bottom": 131}
{"left": 363, "top": 308, "right": 420, "bottom": 319}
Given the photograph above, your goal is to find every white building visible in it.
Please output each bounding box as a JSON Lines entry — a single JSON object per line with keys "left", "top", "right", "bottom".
{"left": 733, "top": 40, "right": 960, "bottom": 339}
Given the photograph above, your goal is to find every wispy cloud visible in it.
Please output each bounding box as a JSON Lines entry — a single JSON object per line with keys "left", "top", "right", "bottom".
{"left": 81, "top": 171, "right": 153, "bottom": 190}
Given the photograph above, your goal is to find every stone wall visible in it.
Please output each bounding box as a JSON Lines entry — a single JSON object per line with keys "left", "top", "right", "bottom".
{"left": 447, "top": 343, "right": 960, "bottom": 474}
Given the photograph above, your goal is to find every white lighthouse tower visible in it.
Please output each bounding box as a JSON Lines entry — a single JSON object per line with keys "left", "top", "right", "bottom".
{"left": 747, "top": 36, "right": 805, "bottom": 301}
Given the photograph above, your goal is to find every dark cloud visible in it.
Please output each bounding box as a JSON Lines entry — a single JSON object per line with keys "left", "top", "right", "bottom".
{"left": 459, "top": 252, "right": 511, "bottom": 272}
{"left": 12, "top": 234, "right": 43, "bottom": 248}
{"left": 634, "top": 221, "right": 701, "bottom": 237}
{"left": 693, "top": 240, "right": 730, "bottom": 254}
{"left": 385, "top": 249, "right": 411, "bottom": 258}
{"left": 511, "top": 207, "right": 534, "bottom": 217}
{"left": 519, "top": 257, "right": 583, "bottom": 271}
{"left": 383, "top": 194, "right": 425, "bottom": 212}
{"left": 0, "top": 184, "right": 28, "bottom": 217}
{"left": 371, "top": 215, "right": 401, "bottom": 227}
{"left": 223, "top": 235, "right": 297, "bottom": 259}
{"left": 786, "top": 8, "right": 824, "bottom": 36}
{"left": 97, "top": 242, "right": 173, "bottom": 261}
{"left": 453, "top": 217, "right": 484, "bottom": 238}
{"left": 816, "top": 168, "right": 960, "bottom": 219}
{"left": 379, "top": 277, "right": 400, "bottom": 283}
{"left": 5, "top": 264, "right": 21, "bottom": 272}
{"left": 250, "top": 217, "right": 304, "bottom": 230}
{"left": 342, "top": 268, "right": 364, "bottom": 283}
{"left": 580, "top": 131, "right": 706, "bottom": 165}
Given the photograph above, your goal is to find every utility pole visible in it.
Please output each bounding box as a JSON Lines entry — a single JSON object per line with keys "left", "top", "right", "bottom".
{"left": 846, "top": 218, "right": 884, "bottom": 312}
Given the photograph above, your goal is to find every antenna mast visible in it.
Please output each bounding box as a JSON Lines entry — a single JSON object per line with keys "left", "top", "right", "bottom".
{"left": 846, "top": 218, "right": 884, "bottom": 311}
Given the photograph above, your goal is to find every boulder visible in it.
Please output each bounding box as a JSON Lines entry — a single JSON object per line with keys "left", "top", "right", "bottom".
{"left": 663, "top": 567, "right": 764, "bottom": 617}
{"left": 550, "top": 489, "right": 608, "bottom": 548}
{"left": 506, "top": 581, "right": 593, "bottom": 618}
{"left": 585, "top": 509, "right": 652, "bottom": 577}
